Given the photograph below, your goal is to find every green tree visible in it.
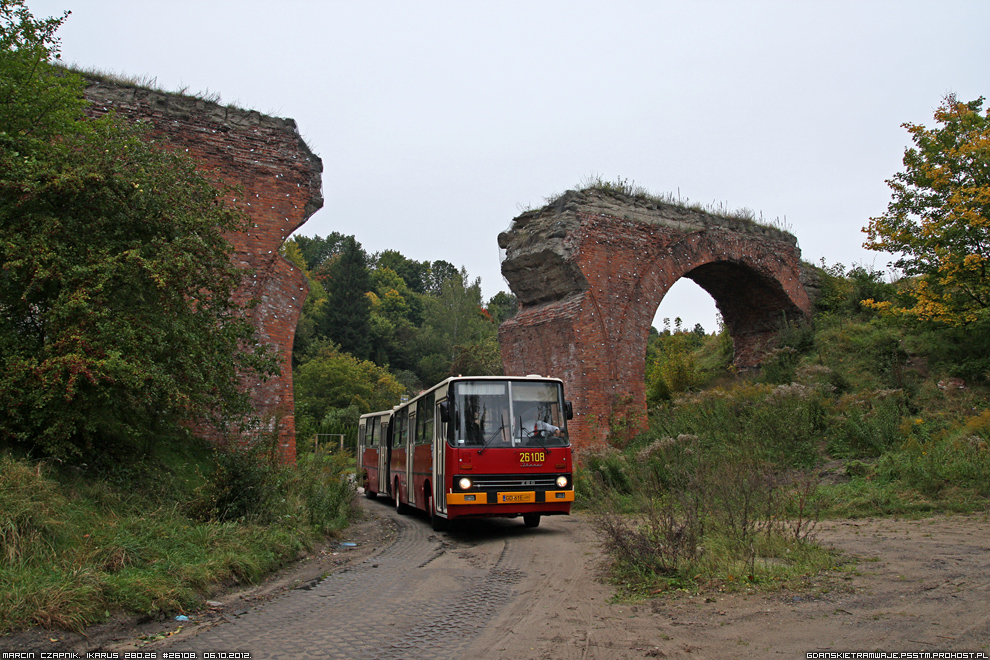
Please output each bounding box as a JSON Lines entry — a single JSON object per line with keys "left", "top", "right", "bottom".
{"left": 864, "top": 94, "right": 990, "bottom": 325}
{"left": 425, "top": 268, "right": 487, "bottom": 364}
{"left": 371, "top": 266, "right": 422, "bottom": 325}
{"left": 424, "top": 259, "right": 459, "bottom": 296}
{"left": 372, "top": 249, "right": 430, "bottom": 295}
{"left": 415, "top": 267, "right": 502, "bottom": 380}
{"left": 316, "top": 235, "right": 372, "bottom": 359}
{"left": 363, "top": 266, "right": 421, "bottom": 369}
{"left": 294, "top": 343, "right": 405, "bottom": 423}
{"left": 0, "top": 2, "right": 276, "bottom": 459}
{"left": 280, "top": 239, "right": 327, "bottom": 365}
{"left": 0, "top": 1, "right": 83, "bottom": 139}
{"left": 487, "top": 291, "right": 518, "bottom": 325}
{"left": 450, "top": 334, "right": 503, "bottom": 376}
{"left": 291, "top": 232, "right": 347, "bottom": 272}
{"left": 645, "top": 331, "right": 699, "bottom": 404}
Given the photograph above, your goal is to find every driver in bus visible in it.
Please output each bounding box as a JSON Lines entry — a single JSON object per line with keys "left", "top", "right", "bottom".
{"left": 514, "top": 403, "right": 563, "bottom": 440}
{"left": 532, "top": 419, "right": 562, "bottom": 435}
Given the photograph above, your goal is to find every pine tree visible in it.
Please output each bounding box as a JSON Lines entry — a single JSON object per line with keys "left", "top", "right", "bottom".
{"left": 318, "top": 236, "right": 372, "bottom": 359}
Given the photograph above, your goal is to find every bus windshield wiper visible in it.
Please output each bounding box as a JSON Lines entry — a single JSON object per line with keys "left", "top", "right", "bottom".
{"left": 530, "top": 432, "right": 553, "bottom": 455}
{"left": 477, "top": 416, "right": 507, "bottom": 455}
{"left": 518, "top": 416, "right": 553, "bottom": 455}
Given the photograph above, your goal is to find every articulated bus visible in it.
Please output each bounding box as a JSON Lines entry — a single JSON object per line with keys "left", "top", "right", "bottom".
{"left": 358, "top": 375, "right": 575, "bottom": 531}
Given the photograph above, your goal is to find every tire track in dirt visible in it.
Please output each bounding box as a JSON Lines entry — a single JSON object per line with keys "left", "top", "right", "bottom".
{"left": 159, "top": 497, "right": 534, "bottom": 659}
{"left": 137, "top": 506, "right": 990, "bottom": 659}
{"left": 467, "top": 514, "right": 610, "bottom": 659}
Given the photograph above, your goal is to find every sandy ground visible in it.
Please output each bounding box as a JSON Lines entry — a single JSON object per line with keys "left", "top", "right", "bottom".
{"left": 4, "top": 503, "right": 990, "bottom": 659}
{"left": 469, "top": 512, "right": 990, "bottom": 659}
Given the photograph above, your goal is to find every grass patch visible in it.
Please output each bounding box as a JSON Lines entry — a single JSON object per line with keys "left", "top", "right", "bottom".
{"left": 0, "top": 440, "right": 355, "bottom": 634}
{"left": 819, "top": 479, "right": 986, "bottom": 518}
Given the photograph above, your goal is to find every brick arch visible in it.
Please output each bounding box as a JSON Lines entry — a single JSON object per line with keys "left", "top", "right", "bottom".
{"left": 497, "top": 189, "right": 812, "bottom": 449}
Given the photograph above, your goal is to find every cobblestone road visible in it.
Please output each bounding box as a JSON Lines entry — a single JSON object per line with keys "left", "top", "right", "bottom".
{"left": 162, "top": 499, "right": 530, "bottom": 660}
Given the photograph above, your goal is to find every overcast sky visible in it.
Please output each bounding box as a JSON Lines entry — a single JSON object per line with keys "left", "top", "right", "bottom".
{"left": 31, "top": 0, "right": 990, "bottom": 332}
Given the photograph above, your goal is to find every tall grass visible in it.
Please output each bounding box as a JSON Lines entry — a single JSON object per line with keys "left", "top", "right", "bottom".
{"left": 0, "top": 437, "right": 356, "bottom": 634}
{"left": 0, "top": 458, "right": 69, "bottom": 568}
{"left": 648, "top": 383, "right": 826, "bottom": 469}
{"left": 585, "top": 436, "right": 836, "bottom": 594}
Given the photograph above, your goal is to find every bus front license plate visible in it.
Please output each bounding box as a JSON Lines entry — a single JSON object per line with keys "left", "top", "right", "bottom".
{"left": 499, "top": 491, "right": 535, "bottom": 504}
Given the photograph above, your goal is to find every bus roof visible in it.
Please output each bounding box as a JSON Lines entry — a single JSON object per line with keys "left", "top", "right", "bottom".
{"left": 358, "top": 375, "right": 566, "bottom": 421}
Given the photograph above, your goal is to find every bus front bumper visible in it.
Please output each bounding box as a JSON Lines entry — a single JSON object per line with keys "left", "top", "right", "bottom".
{"left": 446, "top": 490, "right": 574, "bottom": 506}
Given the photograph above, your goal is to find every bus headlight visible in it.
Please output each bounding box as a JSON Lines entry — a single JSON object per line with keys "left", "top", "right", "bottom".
{"left": 556, "top": 476, "right": 568, "bottom": 488}
{"left": 458, "top": 477, "right": 472, "bottom": 490}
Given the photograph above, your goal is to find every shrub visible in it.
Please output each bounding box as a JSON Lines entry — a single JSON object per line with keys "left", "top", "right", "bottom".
{"left": 646, "top": 383, "right": 825, "bottom": 469}
{"left": 760, "top": 346, "right": 801, "bottom": 385}
{"left": 812, "top": 261, "right": 895, "bottom": 318}
{"left": 590, "top": 434, "right": 833, "bottom": 590}
{"left": 291, "top": 452, "right": 355, "bottom": 535}
{"left": 816, "top": 320, "right": 908, "bottom": 390}
{"left": 0, "top": 442, "right": 355, "bottom": 634}
{"left": 191, "top": 439, "right": 288, "bottom": 524}
{"left": 579, "top": 447, "right": 633, "bottom": 495}
{"left": 826, "top": 390, "right": 906, "bottom": 458}
{"left": 593, "top": 496, "right": 701, "bottom": 579}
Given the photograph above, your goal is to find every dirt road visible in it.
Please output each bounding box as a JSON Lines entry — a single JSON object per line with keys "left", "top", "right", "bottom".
{"left": 471, "top": 513, "right": 990, "bottom": 659}
{"left": 9, "top": 499, "right": 990, "bottom": 658}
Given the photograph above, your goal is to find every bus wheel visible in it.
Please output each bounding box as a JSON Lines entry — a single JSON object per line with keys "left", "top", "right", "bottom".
{"left": 523, "top": 514, "right": 541, "bottom": 528}
{"left": 429, "top": 493, "right": 448, "bottom": 532}
{"left": 395, "top": 483, "right": 409, "bottom": 515}
{"left": 364, "top": 487, "right": 377, "bottom": 500}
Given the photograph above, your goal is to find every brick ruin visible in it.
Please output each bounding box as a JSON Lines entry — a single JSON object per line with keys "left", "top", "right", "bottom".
{"left": 84, "top": 81, "right": 323, "bottom": 463}
{"left": 498, "top": 189, "right": 813, "bottom": 450}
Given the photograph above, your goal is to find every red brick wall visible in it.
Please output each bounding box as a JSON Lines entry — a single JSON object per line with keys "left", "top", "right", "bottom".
{"left": 84, "top": 81, "right": 323, "bottom": 463}
{"left": 499, "top": 190, "right": 811, "bottom": 450}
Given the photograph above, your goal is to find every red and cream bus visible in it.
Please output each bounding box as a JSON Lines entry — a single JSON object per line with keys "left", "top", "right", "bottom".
{"left": 358, "top": 375, "right": 575, "bottom": 531}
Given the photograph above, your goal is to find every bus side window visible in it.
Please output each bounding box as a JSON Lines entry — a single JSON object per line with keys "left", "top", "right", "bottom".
{"left": 416, "top": 394, "right": 434, "bottom": 445}
{"left": 394, "top": 410, "right": 407, "bottom": 449}
{"left": 424, "top": 394, "right": 434, "bottom": 446}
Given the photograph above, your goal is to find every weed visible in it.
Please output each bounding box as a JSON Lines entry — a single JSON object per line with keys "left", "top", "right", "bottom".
{"left": 827, "top": 390, "right": 906, "bottom": 458}
{"left": 580, "top": 447, "right": 633, "bottom": 496}
{"left": 588, "top": 434, "right": 836, "bottom": 595}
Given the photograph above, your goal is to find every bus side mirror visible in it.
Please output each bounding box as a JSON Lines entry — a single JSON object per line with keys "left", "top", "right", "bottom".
{"left": 438, "top": 400, "right": 450, "bottom": 424}
{"left": 565, "top": 401, "right": 574, "bottom": 420}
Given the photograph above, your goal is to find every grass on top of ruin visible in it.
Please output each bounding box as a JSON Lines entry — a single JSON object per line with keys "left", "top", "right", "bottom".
{"left": 531, "top": 174, "right": 793, "bottom": 233}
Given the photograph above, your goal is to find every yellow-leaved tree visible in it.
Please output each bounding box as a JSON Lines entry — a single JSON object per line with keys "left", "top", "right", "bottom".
{"left": 863, "top": 94, "right": 990, "bottom": 325}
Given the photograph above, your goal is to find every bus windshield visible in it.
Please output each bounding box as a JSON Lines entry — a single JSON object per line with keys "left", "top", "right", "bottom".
{"left": 451, "top": 380, "right": 569, "bottom": 448}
